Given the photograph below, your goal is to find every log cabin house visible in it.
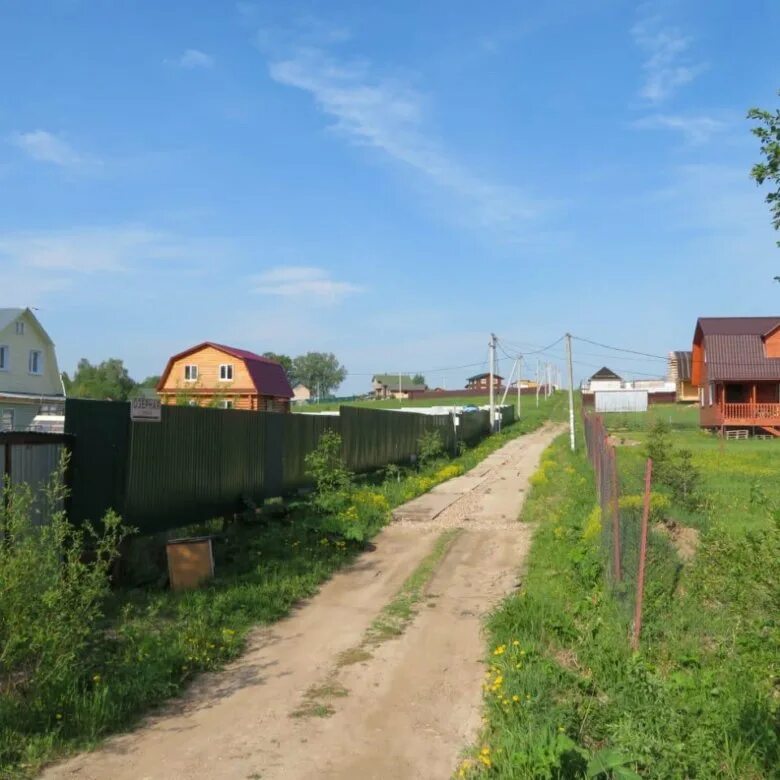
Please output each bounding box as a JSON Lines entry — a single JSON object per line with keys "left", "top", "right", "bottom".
{"left": 465, "top": 372, "right": 504, "bottom": 391}
{"left": 692, "top": 317, "right": 780, "bottom": 435}
{"left": 157, "top": 342, "right": 294, "bottom": 412}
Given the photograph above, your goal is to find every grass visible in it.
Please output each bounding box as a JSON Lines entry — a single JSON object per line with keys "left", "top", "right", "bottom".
{"left": 463, "top": 410, "right": 779, "bottom": 779}
{"left": 293, "top": 394, "right": 539, "bottom": 413}
{"left": 2, "top": 394, "right": 564, "bottom": 777}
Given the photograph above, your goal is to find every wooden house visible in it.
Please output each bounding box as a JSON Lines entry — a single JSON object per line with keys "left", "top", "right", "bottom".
{"left": 371, "top": 374, "right": 427, "bottom": 399}
{"left": 667, "top": 351, "right": 698, "bottom": 402}
{"left": 465, "top": 372, "right": 504, "bottom": 391}
{"left": 157, "top": 342, "right": 293, "bottom": 413}
{"left": 692, "top": 317, "right": 780, "bottom": 435}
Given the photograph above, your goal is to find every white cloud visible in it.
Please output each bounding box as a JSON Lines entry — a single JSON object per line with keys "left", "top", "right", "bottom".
{"left": 266, "top": 47, "right": 543, "bottom": 234}
{"left": 0, "top": 226, "right": 197, "bottom": 273}
{"left": 175, "top": 49, "right": 215, "bottom": 69}
{"left": 631, "top": 12, "right": 705, "bottom": 103}
{"left": 10, "top": 130, "right": 94, "bottom": 169}
{"left": 250, "top": 266, "right": 362, "bottom": 302}
{"left": 632, "top": 114, "right": 726, "bottom": 144}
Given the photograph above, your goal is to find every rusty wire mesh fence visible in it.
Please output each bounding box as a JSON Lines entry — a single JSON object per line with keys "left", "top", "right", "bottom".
{"left": 582, "top": 411, "right": 654, "bottom": 644}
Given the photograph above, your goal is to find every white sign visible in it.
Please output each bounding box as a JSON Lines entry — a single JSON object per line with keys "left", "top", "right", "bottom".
{"left": 131, "top": 397, "right": 162, "bottom": 422}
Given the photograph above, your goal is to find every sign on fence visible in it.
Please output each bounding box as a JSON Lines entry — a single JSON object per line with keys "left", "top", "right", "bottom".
{"left": 130, "top": 397, "right": 162, "bottom": 422}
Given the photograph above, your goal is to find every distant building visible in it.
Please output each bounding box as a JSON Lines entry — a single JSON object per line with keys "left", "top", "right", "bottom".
{"left": 157, "top": 342, "right": 293, "bottom": 412}
{"left": 667, "top": 351, "right": 697, "bottom": 402}
{"left": 292, "top": 383, "right": 311, "bottom": 404}
{"left": 371, "top": 374, "right": 427, "bottom": 400}
{"left": 465, "top": 372, "right": 504, "bottom": 391}
{"left": 692, "top": 316, "right": 780, "bottom": 435}
{"left": 0, "top": 308, "right": 66, "bottom": 431}
{"left": 582, "top": 366, "right": 675, "bottom": 411}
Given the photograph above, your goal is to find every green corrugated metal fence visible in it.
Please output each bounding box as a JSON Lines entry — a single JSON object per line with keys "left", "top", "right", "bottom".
{"left": 65, "top": 399, "right": 503, "bottom": 534}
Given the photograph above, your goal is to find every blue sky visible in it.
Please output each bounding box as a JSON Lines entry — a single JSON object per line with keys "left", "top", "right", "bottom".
{"left": 1, "top": 0, "right": 779, "bottom": 393}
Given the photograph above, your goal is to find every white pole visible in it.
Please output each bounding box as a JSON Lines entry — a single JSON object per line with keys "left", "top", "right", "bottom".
{"left": 489, "top": 333, "right": 496, "bottom": 430}
{"left": 517, "top": 355, "right": 523, "bottom": 417}
{"left": 565, "top": 333, "right": 576, "bottom": 451}
{"left": 398, "top": 371, "right": 402, "bottom": 402}
{"left": 536, "top": 358, "right": 541, "bottom": 408}
{"left": 500, "top": 358, "right": 517, "bottom": 406}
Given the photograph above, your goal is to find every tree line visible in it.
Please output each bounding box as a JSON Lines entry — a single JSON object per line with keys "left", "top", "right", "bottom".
{"left": 62, "top": 351, "right": 348, "bottom": 402}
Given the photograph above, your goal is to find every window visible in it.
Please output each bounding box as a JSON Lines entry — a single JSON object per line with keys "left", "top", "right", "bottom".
{"left": 15, "top": 321, "right": 24, "bottom": 335}
{"left": 0, "top": 345, "right": 7, "bottom": 371}
{"left": 219, "top": 364, "right": 233, "bottom": 381}
{"left": 218, "top": 400, "right": 234, "bottom": 409}
{"left": 28, "top": 350, "right": 43, "bottom": 375}
{"left": 184, "top": 364, "right": 198, "bottom": 381}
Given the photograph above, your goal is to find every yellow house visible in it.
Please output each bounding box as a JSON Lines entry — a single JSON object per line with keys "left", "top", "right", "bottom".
{"left": 157, "top": 342, "right": 294, "bottom": 412}
{"left": 0, "top": 308, "right": 66, "bottom": 430}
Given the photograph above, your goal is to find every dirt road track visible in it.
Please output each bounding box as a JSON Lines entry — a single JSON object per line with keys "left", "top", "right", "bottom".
{"left": 42, "top": 424, "right": 562, "bottom": 780}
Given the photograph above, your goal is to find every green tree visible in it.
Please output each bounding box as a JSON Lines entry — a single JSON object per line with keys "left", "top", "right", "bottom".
{"left": 65, "top": 358, "right": 136, "bottom": 401}
{"left": 747, "top": 90, "right": 780, "bottom": 246}
{"left": 262, "top": 352, "right": 296, "bottom": 384}
{"left": 292, "top": 352, "right": 347, "bottom": 397}
{"left": 412, "top": 373, "right": 426, "bottom": 386}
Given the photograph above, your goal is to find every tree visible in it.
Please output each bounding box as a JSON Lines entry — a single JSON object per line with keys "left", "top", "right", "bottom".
{"left": 262, "top": 352, "right": 296, "bottom": 384}
{"left": 292, "top": 352, "right": 347, "bottom": 398}
{"left": 748, "top": 90, "right": 780, "bottom": 246}
{"left": 412, "top": 373, "right": 426, "bottom": 386}
{"left": 65, "top": 358, "right": 136, "bottom": 401}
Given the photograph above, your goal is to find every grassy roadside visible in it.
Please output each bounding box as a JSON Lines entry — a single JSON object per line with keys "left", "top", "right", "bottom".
{"left": 292, "top": 394, "right": 542, "bottom": 413}
{"left": 462, "top": 428, "right": 779, "bottom": 779}
{"left": 2, "top": 395, "right": 563, "bottom": 777}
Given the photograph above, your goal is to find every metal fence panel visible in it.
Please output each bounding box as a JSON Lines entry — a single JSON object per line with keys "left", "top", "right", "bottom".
{"left": 595, "top": 391, "right": 648, "bottom": 413}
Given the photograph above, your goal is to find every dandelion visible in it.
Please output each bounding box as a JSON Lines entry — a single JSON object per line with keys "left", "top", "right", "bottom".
{"left": 55, "top": 713, "right": 62, "bottom": 720}
{"left": 512, "top": 640, "right": 520, "bottom": 646}
{"left": 92, "top": 674, "right": 101, "bottom": 683}
{"left": 512, "top": 695, "right": 520, "bottom": 702}
{"left": 493, "top": 644, "right": 506, "bottom": 656}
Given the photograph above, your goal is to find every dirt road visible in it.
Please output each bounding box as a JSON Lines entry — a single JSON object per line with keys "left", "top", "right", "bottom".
{"left": 42, "top": 424, "right": 562, "bottom": 780}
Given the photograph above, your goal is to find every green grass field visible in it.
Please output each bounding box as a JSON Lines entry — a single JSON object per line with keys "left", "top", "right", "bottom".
{"left": 292, "top": 393, "right": 537, "bottom": 413}
{"left": 464, "top": 406, "right": 779, "bottom": 779}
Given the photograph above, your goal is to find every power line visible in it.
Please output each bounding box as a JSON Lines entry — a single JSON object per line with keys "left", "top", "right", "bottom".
{"left": 571, "top": 335, "right": 668, "bottom": 361}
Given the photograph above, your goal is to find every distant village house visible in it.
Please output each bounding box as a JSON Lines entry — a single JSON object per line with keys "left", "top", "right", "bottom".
{"left": 465, "top": 372, "right": 504, "bottom": 391}
{"left": 292, "top": 383, "right": 311, "bottom": 404}
{"left": 372, "top": 374, "right": 427, "bottom": 400}
{"left": 157, "top": 342, "right": 293, "bottom": 413}
{"left": 0, "top": 308, "right": 66, "bottom": 431}
{"left": 668, "top": 351, "right": 697, "bottom": 402}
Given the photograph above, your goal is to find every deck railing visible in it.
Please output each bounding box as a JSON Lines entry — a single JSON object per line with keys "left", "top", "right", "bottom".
{"left": 722, "top": 402, "right": 780, "bottom": 420}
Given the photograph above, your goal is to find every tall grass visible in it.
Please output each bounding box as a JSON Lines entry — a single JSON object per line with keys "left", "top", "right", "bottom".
{"left": 465, "top": 419, "right": 779, "bottom": 778}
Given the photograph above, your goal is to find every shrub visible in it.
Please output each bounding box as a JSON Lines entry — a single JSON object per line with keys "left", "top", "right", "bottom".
{"left": 417, "top": 429, "right": 444, "bottom": 466}
{"left": 0, "top": 463, "right": 130, "bottom": 742}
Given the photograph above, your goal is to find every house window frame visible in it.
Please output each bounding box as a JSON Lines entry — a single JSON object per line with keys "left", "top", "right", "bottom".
{"left": 184, "top": 364, "right": 199, "bottom": 382}
{"left": 0, "top": 409, "right": 14, "bottom": 431}
{"left": 218, "top": 399, "right": 234, "bottom": 409}
{"left": 219, "top": 364, "right": 234, "bottom": 382}
{"left": 15, "top": 321, "right": 24, "bottom": 335}
{"left": 0, "top": 345, "right": 8, "bottom": 371}
{"left": 28, "top": 349, "right": 43, "bottom": 375}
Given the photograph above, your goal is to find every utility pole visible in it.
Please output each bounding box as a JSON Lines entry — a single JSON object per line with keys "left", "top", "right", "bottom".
{"left": 536, "top": 358, "right": 541, "bottom": 408}
{"left": 398, "top": 371, "right": 402, "bottom": 403}
{"left": 489, "top": 333, "right": 497, "bottom": 430}
{"left": 565, "top": 333, "right": 576, "bottom": 451}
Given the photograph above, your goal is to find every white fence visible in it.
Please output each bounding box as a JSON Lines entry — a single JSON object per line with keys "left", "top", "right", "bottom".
{"left": 595, "top": 390, "right": 648, "bottom": 413}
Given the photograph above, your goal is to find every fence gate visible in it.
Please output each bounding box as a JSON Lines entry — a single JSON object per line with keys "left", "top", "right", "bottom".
{"left": 0, "top": 431, "right": 72, "bottom": 526}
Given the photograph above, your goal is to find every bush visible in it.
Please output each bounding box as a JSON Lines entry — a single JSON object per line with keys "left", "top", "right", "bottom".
{"left": 0, "top": 464, "right": 130, "bottom": 753}
{"left": 417, "top": 429, "right": 444, "bottom": 466}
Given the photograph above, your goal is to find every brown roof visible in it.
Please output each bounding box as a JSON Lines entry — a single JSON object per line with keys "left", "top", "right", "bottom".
{"left": 695, "top": 317, "right": 780, "bottom": 381}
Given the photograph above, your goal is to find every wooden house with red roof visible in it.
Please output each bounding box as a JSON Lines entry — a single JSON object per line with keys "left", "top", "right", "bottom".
{"left": 157, "top": 342, "right": 294, "bottom": 413}
{"left": 692, "top": 317, "right": 780, "bottom": 435}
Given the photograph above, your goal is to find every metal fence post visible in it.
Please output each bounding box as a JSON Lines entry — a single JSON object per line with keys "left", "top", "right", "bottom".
{"left": 631, "top": 458, "right": 653, "bottom": 651}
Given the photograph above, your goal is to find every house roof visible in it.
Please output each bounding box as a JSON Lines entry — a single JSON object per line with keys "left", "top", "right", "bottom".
{"left": 466, "top": 372, "right": 504, "bottom": 382}
{"left": 589, "top": 366, "right": 622, "bottom": 381}
{"left": 0, "top": 307, "right": 54, "bottom": 345}
{"left": 695, "top": 317, "right": 780, "bottom": 381}
{"left": 158, "top": 342, "right": 294, "bottom": 398}
{"left": 671, "top": 351, "right": 692, "bottom": 381}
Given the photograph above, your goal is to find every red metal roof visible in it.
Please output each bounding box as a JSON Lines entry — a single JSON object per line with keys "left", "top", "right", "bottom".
{"left": 695, "top": 317, "right": 780, "bottom": 382}
{"left": 159, "top": 342, "right": 294, "bottom": 398}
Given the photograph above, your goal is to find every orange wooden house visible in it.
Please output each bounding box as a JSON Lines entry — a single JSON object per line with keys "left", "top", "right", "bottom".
{"left": 157, "top": 342, "right": 294, "bottom": 413}
{"left": 692, "top": 317, "right": 780, "bottom": 435}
